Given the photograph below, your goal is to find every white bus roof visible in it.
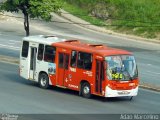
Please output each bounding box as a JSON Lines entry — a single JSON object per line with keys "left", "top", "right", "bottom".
{"left": 23, "top": 35, "right": 66, "bottom": 45}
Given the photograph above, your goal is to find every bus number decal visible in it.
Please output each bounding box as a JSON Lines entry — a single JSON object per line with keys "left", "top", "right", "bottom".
{"left": 68, "top": 84, "right": 78, "bottom": 89}
{"left": 83, "top": 71, "right": 93, "bottom": 77}
{"left": 70, "top": 67, "right": 76, "bottom": 72}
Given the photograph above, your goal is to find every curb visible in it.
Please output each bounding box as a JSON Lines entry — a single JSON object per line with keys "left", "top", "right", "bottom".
{"left": 0, "top": 55, "right": 160, "bottom": 92}
{"left": 60, "top": 10, "right": 160, "bottom": 44}
{"left": 139, "top": 84, "right": 160, "bottom": 92}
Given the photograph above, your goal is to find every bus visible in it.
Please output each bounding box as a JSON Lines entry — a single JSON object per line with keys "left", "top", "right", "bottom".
{"left": 19, "top": 35, "right": 139, "bottom": 99}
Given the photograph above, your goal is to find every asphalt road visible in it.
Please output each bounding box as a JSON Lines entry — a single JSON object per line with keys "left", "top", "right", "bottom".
{"left": 0, "top": 13, "right": 160, "bottom": 87}
{"left": 0, "top": 13, "right": 160, "bottom": 119}
{"left": 0, "top": 62, "right": 160, "bottom": 114}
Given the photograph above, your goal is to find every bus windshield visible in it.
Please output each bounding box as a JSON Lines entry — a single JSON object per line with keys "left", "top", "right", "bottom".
{"left": 105, "top": 55, "right": 138, "bottom": 81}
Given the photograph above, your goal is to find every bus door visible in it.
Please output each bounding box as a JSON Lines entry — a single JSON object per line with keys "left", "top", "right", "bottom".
{"left": 95, "top": 60, "right": 104, "bottom": 95}
{"left": 20, "top": 41, "right": 29, "bottom": 79}
{"left": 29, "top": 47, "right": 37, "bottom": 80}
{"left": 58, "top": 53, "right": 70, "bottom": 87}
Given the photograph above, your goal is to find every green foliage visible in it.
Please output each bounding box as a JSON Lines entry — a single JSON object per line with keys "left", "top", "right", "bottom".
{"left": 29, "top": 0, "right": 62, "bottom": 21}
{"left": 0, "top": 0, "right": 62, "bottom": 36}
{"left": 62, "top": 0, "right": 160, "bottom": 39}
{"left": 0, "top": 0, "right": 62, "bottom": 21}
{"left": 62, "top": 2, "right": 105, "bottom": 26}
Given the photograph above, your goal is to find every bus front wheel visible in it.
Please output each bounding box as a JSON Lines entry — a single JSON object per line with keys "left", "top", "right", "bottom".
{"left": 39, "top": 73, "right": 49, "bottom": 89}
{"left": 81, "top": 82, "right": 91, "bottom": 98}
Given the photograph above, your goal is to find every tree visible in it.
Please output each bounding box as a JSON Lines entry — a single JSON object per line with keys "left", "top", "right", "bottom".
{"left": 0, "top": 0, "right": 62, "bottom": 36}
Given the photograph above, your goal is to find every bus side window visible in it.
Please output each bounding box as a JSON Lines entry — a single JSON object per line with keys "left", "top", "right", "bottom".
{"left": 70, "top": 51, "right": 77, "bottom": 67}
{"left": 44, "top": 45, "right": 56, "bottom": 63}
{"left": 77, "top": 52, "right": 92, "bottom": 70}
{"left": 21, "top": 41, "right": 29, "bottom": 58}
{"left": 37, "top": 44, "right": 44, "bottom": 61}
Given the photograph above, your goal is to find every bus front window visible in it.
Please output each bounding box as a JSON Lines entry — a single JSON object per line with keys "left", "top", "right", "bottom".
{"left": 105, "top": 55, "right": 138, "bottom": 81}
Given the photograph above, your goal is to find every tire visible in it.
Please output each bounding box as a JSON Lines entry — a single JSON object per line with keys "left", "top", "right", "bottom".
{"left": 39, "top": 73, "right": 49, "bottom": 89}
{"left": 81, "top": 82, "right": 91, "bottom": 98}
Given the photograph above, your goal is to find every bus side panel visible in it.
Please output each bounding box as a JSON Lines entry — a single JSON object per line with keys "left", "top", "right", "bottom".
{"left": 20, "top": 54, "right": 29, "bottom": 79}
{"left": 67, "top": 68, "right": 94, "bottom": 91}
{"left": 20, "top": 41, "right": 29, "bottom": 79}
{"left": 36, "top": 61, "right": 49, "bottom": 82}
{"left": 67, "top": 67, "right": 80, "bottom": 91}
{"left": 49, "top": 74, "right": 56, "bottom": 85}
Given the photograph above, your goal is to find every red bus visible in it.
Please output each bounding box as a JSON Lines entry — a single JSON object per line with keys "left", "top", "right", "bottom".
{"left": 20, "top": 35, "right": 139, "bottom": 99}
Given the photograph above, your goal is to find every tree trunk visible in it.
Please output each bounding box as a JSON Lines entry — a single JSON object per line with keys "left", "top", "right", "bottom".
{"left": 24, "top": 13, "right": 30, "bottom": 36}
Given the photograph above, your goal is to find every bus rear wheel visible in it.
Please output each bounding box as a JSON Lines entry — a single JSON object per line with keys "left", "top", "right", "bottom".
{"left": 81, "top": 82, "right": 91, "bottom": 98}
{"left": 39, "top": 73, "right": 49, "bottom": 89}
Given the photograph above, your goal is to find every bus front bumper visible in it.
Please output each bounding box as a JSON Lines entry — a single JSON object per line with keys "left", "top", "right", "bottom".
{"left": 105, "top": 86, "right": 138, "bottom": 97}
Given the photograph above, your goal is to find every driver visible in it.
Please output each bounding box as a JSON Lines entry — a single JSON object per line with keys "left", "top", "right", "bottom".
{"left": 108, "top": 57, "right": 123, "bottom": 79}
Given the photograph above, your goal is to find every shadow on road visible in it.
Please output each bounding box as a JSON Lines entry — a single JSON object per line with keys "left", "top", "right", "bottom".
{"left": 5, "top": 72, "right": 134, "bottom": 102}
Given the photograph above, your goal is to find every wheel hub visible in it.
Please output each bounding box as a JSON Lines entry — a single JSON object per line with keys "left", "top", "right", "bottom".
{"left": 41, "top": 77, "right": 46, "bottom": 86}
{"left": 83, "top": 86, "right": 90, "bottom": 94}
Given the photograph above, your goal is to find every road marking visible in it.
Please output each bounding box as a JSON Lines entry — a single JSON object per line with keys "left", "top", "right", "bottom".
{"left": 0, "top": 43, "right": 20, "bottom": 50}
{"left": 146, "top": 70, "right": 160, "bottom": 75}
{"left": 8, "top": 42, "right": 15, "bottom": 45}
{"left": 33, "top": 26, "right": 117, "bottom": 45}
{"left": 9, "top": 40, "right": 21, "bottom": 43}
{"left": 141, "top": 73, "right": 158, "bottom": 78}
{"left": 8, "top": 40, "right": 21, "bottom": 45}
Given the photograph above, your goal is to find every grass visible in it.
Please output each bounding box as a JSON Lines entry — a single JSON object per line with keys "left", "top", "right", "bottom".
{"left": 61, "top": 0, "right": 160, "bottom": 40}
{"left": 61, "top": 2, "right": 105, "bottom": 26}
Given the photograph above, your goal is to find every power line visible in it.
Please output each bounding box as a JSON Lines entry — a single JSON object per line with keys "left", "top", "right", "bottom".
{"left": 0, "top": 13, "right": 160, "bottom": 28}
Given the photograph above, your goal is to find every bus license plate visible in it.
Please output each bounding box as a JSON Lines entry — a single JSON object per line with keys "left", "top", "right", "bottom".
{"left": 118, "top": 91, "right": 130, "bottom": 95}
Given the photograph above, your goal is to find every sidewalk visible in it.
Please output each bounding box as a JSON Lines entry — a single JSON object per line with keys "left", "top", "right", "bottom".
{"left": 0, "top": 12, "right": 25, "bottom": 35}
